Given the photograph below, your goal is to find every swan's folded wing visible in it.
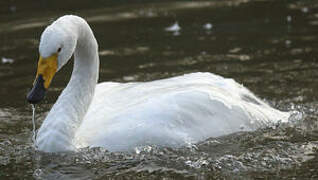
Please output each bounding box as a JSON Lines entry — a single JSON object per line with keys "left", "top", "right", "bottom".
{"left": 75, "top": 72, "right": 289, "bottom": 151}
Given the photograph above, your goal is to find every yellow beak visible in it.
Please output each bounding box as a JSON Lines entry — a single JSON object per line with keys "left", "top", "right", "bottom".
{"left": 27, "top": 54, "right": 58, "bottom": 104}
{"left": 35, "top": 54, "right": 58, "bottom": 89}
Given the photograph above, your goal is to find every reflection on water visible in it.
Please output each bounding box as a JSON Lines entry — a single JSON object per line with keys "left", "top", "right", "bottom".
{"left": 1, "top": 0, "right": 318, "bottom": 179}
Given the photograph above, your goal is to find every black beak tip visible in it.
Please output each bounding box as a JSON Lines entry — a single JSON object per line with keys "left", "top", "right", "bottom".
{"left": 26, "top": 75, "right": 46, "bottom": 104}
{"left": 27, "top": 91, "right": 45, "bottom": 104}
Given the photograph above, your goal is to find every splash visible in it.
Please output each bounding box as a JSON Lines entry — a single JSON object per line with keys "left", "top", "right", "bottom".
{"left": 31, "top": 104, "right": 37, "bottom": 149}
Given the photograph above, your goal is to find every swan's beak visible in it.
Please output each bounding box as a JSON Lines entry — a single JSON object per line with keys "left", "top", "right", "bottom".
{"left": 27, "top": 55, "right": 58, "bottom": 104}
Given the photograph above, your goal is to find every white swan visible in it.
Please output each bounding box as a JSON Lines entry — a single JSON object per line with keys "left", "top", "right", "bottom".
{"left": 27, "top": 15, "right": 289, "bottom": 152}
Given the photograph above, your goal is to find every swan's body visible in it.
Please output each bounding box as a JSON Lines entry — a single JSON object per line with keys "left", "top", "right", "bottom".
{"left": 31, "top": 15, "right": 289, "bottom": 152}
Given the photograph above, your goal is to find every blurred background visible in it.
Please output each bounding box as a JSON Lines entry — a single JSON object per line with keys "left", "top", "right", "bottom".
{"left": 1, "top": 0, "right": 318, "bottom": 179}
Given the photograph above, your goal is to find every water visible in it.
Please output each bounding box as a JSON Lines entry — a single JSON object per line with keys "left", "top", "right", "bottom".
{"left": 31, "top": 104, "right": 37, "bottom": 149}
{"left": 1, "top": 0, "right": 318, "bottom": 179}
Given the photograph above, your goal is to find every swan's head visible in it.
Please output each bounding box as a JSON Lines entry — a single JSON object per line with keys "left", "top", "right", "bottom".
{"left": 27, "top": 16, "right": 78, "bottom": 104}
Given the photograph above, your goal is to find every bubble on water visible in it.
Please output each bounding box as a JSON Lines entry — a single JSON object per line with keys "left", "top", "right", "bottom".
{"left": 286, "top": 15, "right": 292, "bottom": 22}
{"left": 165, "top": 22, "right": 181, "bottom": 32}
{"left": 185, "top": 158, "right": 209, "bottom": 168}
{"left": 285, "top": 40, "right": 291, "bottom": 47}
{"left": 203, "top": 23, "right": 213, "bottom": 30}
{"left": 229, "top": 47, "right": 242, "bottom": 53}
{"left": 301, "top": 7, "right": 309, "bottom": 13}
{"left": 200, "top": 51, "right": 207, "bottom": 55}
{"left": 288, "top": 110, "right": 304, "bottom": 124}
{"left": 1, "top": 57, "right": 14, "bottom": 64}
{"left": 135, "top": 147, "right": 141, "bottom": 154}
{"left": 134, "top": 145, "right": 153, "bottom": 154}
{"left": 165, "top": 22, "right": 181, "bottom": 36}
{"left": 217, "top": 154, "right": 247, "bottom": 172}
{"left": 33, "top": 169, "right": 43, "bottom": 178}
{"left": 123, "top": 75, "right": 136, "bottom": 81}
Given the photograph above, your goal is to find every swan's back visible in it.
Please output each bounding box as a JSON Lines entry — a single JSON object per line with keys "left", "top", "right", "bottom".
{"left": 76, "top": 72, "right": 289, "bottom": 151}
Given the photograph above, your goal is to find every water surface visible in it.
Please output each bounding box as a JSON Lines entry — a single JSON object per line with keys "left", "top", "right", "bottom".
{"left": 1, "top": 0, "right": 318, "bottom": 179}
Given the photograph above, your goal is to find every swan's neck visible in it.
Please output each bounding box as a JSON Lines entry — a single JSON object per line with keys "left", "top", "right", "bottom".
{"left": 36, "top": 21, "right": 99, "bottom": 152}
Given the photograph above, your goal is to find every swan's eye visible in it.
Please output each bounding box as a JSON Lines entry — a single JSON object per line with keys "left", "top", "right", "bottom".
{"left": 57, "top": 47, "right": 62, "bottom": 53}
